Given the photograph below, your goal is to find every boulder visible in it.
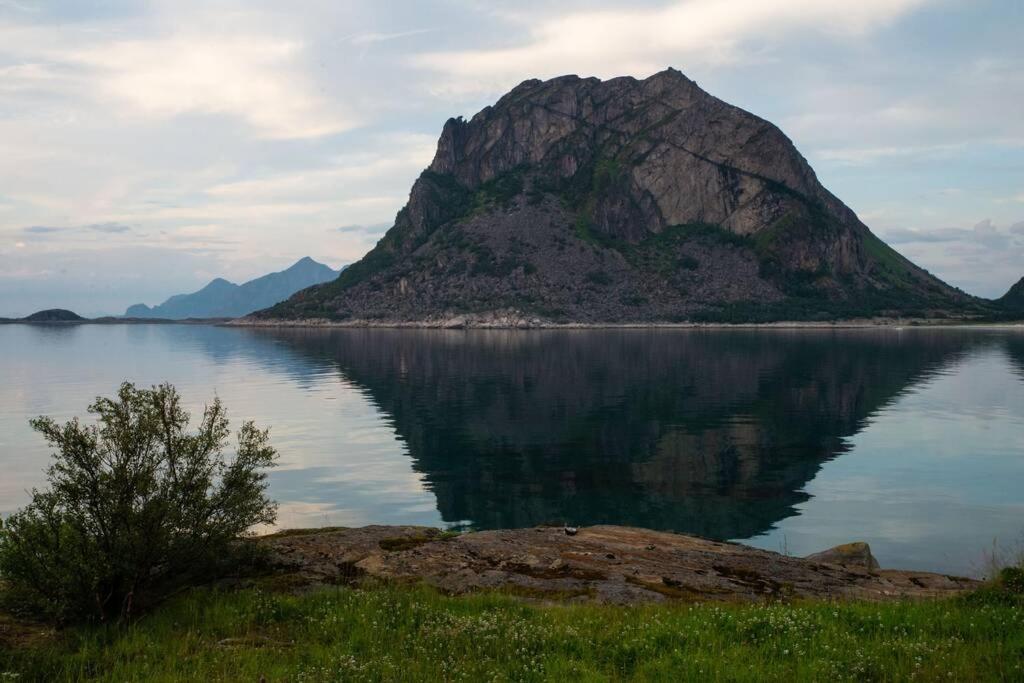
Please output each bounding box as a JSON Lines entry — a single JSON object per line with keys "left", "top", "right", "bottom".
{"left": 805, "top": 542, "right": 880, "bottom": 572}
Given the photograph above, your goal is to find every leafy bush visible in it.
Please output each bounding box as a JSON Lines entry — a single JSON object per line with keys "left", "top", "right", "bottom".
{"left": 0, "top": 382, "right": 278, "bottom": 622}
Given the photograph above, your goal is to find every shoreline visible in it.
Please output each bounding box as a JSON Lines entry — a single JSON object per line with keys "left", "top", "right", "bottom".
{"left": 230, "top": 316, "right": 1024, "bottom": 330}
{"left": 4, "top": 315, "right": 1021, "bottom": 330}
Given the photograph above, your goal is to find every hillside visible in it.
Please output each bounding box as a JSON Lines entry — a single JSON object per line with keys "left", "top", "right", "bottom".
{"left": 998, "top": 277, "right": 1024, "bottom": 313}
{"left": 257, "top": 69, "right": 990, "bottom": 325}
{"left": 126, "top": 257, "right": 341, "bottom": 320}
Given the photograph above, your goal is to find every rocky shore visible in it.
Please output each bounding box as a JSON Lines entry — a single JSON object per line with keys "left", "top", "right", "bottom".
{"left": 261, "top": 525, "right": 977, "bottom": 604}
{"left": 231, "top": 314, "right": 1020, "bottom": 329}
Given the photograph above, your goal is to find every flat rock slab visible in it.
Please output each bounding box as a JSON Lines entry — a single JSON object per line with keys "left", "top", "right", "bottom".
{"left": 261, "top": 525, "right": 978, "bottom": 604}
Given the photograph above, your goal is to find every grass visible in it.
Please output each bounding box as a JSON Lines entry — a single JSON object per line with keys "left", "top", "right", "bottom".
{"left": 2, "top": 583, "right": 1023, "bottom": 681}
{"left": 378, "top": 530, "right": 460, "bottom": 552}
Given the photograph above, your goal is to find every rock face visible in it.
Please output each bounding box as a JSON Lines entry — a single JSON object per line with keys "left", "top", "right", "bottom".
{"left": 259, "top": 68, "right": 984, "bottom": 324}
{"left": 261, "top": 525, "right": 977, "bottom": 604}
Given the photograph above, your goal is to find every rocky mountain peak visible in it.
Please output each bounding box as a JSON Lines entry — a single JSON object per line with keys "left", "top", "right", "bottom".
{"left": 421, "top": 66, "right": 844, "bottom": 256}
{"left": 258, "top": 69, "right": 985, "bottom": 325}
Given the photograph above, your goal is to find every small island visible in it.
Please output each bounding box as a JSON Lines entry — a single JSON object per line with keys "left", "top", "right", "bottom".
{"left": 16, "top": 309, "right": 83, "bottom": 323}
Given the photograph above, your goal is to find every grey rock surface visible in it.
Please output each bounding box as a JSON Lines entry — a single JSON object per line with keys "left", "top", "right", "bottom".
{"left": 261, "top": 525, "right": 976, "bottom": 604}
{"left": 805, "top": 542, "right": 881, "bottom": 573}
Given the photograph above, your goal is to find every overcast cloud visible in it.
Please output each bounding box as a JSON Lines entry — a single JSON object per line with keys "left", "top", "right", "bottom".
{"left": 0, "top": 0, "right": 1021, "bottom": 315}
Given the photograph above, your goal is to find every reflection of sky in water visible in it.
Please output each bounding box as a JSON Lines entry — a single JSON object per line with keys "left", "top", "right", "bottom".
{"left": 0, "top": 324, "right": 442, "bottom": 530}
{"left": 748, "top": 345, "right": 1024, "bottom": 575}
{"left": 1, "top": 324, "right": 1023, "bottom": 577}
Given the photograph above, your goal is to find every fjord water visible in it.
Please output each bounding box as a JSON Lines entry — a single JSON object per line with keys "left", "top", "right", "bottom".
{"left": 1, "top": 325, "right": 1022, "bottom": 576}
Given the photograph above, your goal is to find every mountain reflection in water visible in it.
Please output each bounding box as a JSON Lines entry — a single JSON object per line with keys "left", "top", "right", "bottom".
{"left": 247, "top": 328, "right": 985, "bottom": 539}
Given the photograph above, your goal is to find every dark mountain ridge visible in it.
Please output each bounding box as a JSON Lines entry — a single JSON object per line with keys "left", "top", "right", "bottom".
{"left": 998, "top": 277, "right": 1024, "bottom": 313}
{"left": 259, "top": 69, "right": 1007, "bottom": 324}
{"left": 22, "top": 309, "right": 84, "bottom": 322}
{"left": 127, "top": 256, "right": 342, "bottom": 320}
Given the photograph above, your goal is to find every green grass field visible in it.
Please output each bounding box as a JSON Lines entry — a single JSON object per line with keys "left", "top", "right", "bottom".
{"left": 3, "top": 584, "right": 1022, "bottom": 682}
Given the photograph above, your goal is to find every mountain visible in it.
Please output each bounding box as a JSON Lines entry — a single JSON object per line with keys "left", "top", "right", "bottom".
{"left": 126, "top": 257, "right": 342, "bottom": 320}
{"left": 257, "top": 68, "right": 989, "bottom": 325}
{"left": 998, "top": 277, "right": 1024, "bottom": 313}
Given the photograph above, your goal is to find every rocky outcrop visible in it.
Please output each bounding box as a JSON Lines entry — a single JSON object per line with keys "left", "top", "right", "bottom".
{"left": 260, "top": 525, "right": 977, "bottom": 604}
{"left": 805, "top": 542, "right": 880, "bottom": 573}
{"left": 429, "top": 70, "right": 840, "bottom": 245}
{"left": 258, "top": 68, "right": 987, "bottom": 325}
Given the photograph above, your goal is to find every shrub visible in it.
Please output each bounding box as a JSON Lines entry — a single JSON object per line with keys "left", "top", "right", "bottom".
{"left": 0, "top": 382, "right": 278, "bottom": 622}
{"left": 1000, "top": 566, "right": 1024, "bottom": 594}
{"left": 677, "top": 255, "right": 700, "bottom": 270}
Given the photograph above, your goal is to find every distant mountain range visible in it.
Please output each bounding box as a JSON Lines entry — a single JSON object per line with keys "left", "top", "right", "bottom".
{"left": 125, "top": 257, "right": 343, "bottom": 320}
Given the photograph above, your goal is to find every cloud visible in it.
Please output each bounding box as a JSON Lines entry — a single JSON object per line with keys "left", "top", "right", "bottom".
{"left": 336, "top": 222, "right": 391, "bottom": 234}
{"left": 87, "top": 222, "right": 132, "bottom": 234}
{"left": 203, "top": 132, "right": 434, "bottom": 201}
{"left": 20, "top": 222, "right": 133, "bottom": 236}
{"left": 0, "top": 0, "right": 38, "bottom": 12}
{"left": 876, "top": 219, "right": 1024, "bottom": 298}
{"left": 787, "top": 60, "right": 1024, "bottom": 158}
{"left": 0, "top": 16, "right": 356, "bottom": 140}
{"left": 63, "top": 34, "right": 354, "bottom": 139}
{"left": 346, "top": 29, "right": 433, "bottom": 47}
{"left": 815, "top": 143, "right": 963, "bottom": 166}
{"left": 880, "top": 219, "right": 1021, "bottom": 248}
{"left": 414, "top": 0, "right": 930, "bottom": 93}
{"left": 973, "top": 218, "right": 995, "bottom": 235}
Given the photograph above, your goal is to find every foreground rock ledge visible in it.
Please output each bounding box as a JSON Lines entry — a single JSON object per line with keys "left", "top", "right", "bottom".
{"left": 261, "top": 525, "right": 977, "bottom": 604}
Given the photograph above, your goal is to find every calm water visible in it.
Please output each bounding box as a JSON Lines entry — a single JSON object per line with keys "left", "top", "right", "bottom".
{"left": 1, "top": 324, "right": 1023, "bottom": 576}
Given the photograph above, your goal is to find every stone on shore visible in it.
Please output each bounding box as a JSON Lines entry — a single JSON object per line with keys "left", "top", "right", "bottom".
{"left": 805, "top": 542, "right": 881, "bottom": 573}
{"left": 259, "top": 525, "right": 975, "bottom": 604}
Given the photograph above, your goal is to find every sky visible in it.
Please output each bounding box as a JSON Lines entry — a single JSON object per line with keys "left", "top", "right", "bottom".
{"left": 0, "top": 0, "right": 1021, "bottom": 317}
